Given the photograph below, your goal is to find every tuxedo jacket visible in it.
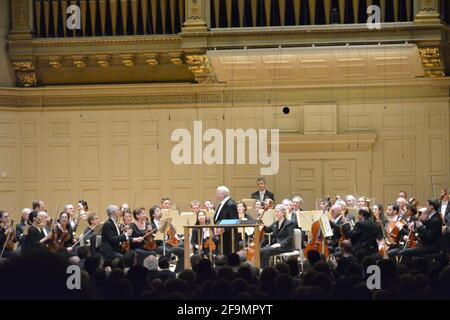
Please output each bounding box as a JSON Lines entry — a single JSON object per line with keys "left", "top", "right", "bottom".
{"left": 417, "top": 212, "right": 442, "bottom": 252}
{"left": 251, "top": 190, "right": 275, "bottom": 202}
{"left": 264, "top": 218, "right": 294, "bottom": 250}
{"left": 214, "top": 198, "right": 239, "bottom": 225}
{"left": 344, "top": 219, "right": 379, "bottom": 253}
{"left": 101, "top": 218, "right": 127, "bottom": 258}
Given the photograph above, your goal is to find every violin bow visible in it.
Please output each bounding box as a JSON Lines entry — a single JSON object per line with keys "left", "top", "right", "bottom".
{"left": 431, "top": 175, "right": 436, "bottom": 198}
{"left": 70, "top": 222, "right": 104, "bottom": 249}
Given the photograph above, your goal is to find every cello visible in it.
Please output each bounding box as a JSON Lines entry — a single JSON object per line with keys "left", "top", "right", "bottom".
{"left": 246, "top": 209, "right": 266, "bottom": 262}
{"left": 303, "top": 197, "right": 331, "bottom": 259}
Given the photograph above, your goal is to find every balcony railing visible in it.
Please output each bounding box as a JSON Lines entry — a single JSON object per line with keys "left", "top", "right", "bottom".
{"left": 32, "top": 0, "right": 185, "bottom": 37}
{"left": 210, "top": 0, "right": 414, "bottom": 28}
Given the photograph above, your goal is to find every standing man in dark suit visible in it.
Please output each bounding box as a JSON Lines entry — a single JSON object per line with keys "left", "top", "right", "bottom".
{"left": 260, "top": 204, "right": 294, "bottom": 268}
{"left": 251, "top": 177, "right": 275, "bottom": 203}
{"left": 101, "top": 205, "right": 133, "bottom": 263}
{"left": 214, "top": 186, "right": 239, "bottom": 257}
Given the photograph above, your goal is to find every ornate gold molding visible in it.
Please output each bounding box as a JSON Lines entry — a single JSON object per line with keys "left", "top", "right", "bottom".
{"left": 96, "top": 55, "right": 111, "bottom": 68}
{"left": 419, "top": 47, "right": 445, "bottom": 77}
{"left": 145, "top": 54, "right": 159, "bottom": 66}
{"left": 169, "top": 53, "right": 184, "bottom": 65}
{"left": 72, "top": 56, "right": 87, "bottom": 68}
{"left": 120, "top": 55, "right": 135, "bottom": 67}
{"left": 11, "top": 59, "right": 36, "bottom": 87}
{"left": 185, "top": 54, "right": 216, "bottom": 83}
{"left": 1, "top": 79, "right": 448, "bottom": 109}
{"left": 48, "top": 57, "right": 63, "bottom": 68}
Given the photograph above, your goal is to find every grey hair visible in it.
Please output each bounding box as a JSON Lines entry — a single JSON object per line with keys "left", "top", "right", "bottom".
{"left": 63, "top": 204, "right": 73, "bottom": 211}
{"left": 292, "top": 196, "right": 303, "bottom": 203}
{"left": 274, "top": 204, "right": 286, "bottom": 215}
{"left": 190, "top": 200, "right": 201, "bottom": 207}
{"left": 282, "top": 198, "right": 291, "bottom": 205}
{"left": 106, "top": 205, "right": 119, "bottom": 217}
{"left": 216, "top": 186, "right": 230, "bottom": 196}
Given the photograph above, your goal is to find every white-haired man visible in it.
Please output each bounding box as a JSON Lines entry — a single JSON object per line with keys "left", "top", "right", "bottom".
{"left": 214, "top": 186, "right": 239, "bottom": 256}
{"left": 101, "top": 205, "right": 134, "bottom": 263}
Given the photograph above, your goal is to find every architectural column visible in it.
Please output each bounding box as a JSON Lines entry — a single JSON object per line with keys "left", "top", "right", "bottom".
{"left": 9, "top": 0, "right": 33, "bottom": 40}
{"left": 415, "top": 0, "right": 441, "bottom": 24}
{"left": 183, "top": 0, "right": 208, "bottom": 32}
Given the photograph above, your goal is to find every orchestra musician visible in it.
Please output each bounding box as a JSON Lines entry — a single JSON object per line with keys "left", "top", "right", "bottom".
{"left": 328, "top": 204, "right": 346, "bottom": 253}
{"left": 254, "top": 200, "right": 264, "bottom": 211}
{"left": 64, "top": 204, "right": 77, "bottom": 231}
{"left": 204, "top": 200, "right": 215, "bottom": 213}
{"left": 101, "top": 205, "right": 133, "bottom": 263}
{"left": 397, "top": 199, "right": 443, "bottom": 261}
{"left": 15, "top": 208, "right": 31, "bottom": 251}
{"left": 213, "top": 186, "right": 239, "bottom": 257}
{"left": 32, "top": 200, "right": 45, "bottom": 212}
{"left": 77, "top": 200, "right": 89, "bottom": 220}
{"left": 149, "top": 205, "right": 184, "bottom": 273}
{"left": 130, "top": 207, "right": 156, "bottom": 263}
{"left": 291, "top": 196, "right": 304, "bottom": 212}
{"left": 282, "top": 198, "right": 299, "bottom": 229}
{"left": 236, "top": 201, "right": 254, "bottom": 246}
{"left": 23, "top": 211, "right": 53, "bottom": 254}
{"left": 191, "top": 210, "right": 217, "bottom": 256}
{"left": 160, "top": 197, "right": 171, "bottom": 210}
{"left": 251, "top": 177, "right": 275, "bottom": 202}
{"left": 81, "top": 213, "right": 101, "bottom": 255}
{"left": 259, "top": 204, "right": 294, "bottom": 268}
{"left": 343, "top": 208, "right": 379, "bottom": 254}
{"left": 387, "top": 204, "right": 418, "bottom": 259}
{"left": 50, "top": 211, "right": 75, "bottom": 254}
{"left": 0, "top": 210, "right": 18, "bottom": 259}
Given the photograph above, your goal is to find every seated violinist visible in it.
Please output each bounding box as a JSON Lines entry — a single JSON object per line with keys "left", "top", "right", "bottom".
{"left": 191, "top": 210, "right": 217, "bottom": 256}
{"left": 81, "top": 213, "right": 101, "bottom": 255}
{"left": 130, "top": 207, "right": 157, "bottom": 263}
{"left": 149, "top": 205, "right": 184, "bottom": 273}
{"left": 396, "top": 200, "right": 442, "bottom": 261}
{"left": 101, "top": 205, "right": 133, "bottom": 263}
{"left": 236, "top": 201, "right": 254, "bottom": 246}
{"left": 0, "top": 210, "right": 18, "bottom": 259}
{"left": 260, "top": 204, "right": 294, "bottom": 268}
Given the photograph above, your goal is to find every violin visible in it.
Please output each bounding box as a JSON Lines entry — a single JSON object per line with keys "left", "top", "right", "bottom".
{"left": 3, "top": 219, "right": 15, "bottom": 251}
{"left": 203, "top": 236, "right": 216, "bottom": 253}
{"left": 48, "top": 223, "right": 69, "bottom": 253}
{"left": 142, "top": 225, "right": 158, "bottom": 250}
{"left": 167, "top": 225, "right": 179, "bottom": 247}
{"left": 120, "top": 224, "right": 131, "bottom": 252}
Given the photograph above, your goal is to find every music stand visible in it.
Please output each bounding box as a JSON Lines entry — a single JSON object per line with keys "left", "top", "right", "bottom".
{"left": 157, "top": 217, "right": 172, "bottom": 256}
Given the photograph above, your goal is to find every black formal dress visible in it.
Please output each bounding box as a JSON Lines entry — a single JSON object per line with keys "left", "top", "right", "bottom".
{"left": 213, "top": 197, "right": 239, "bottom": 257}
{"left": 23, "top": 225, "right": 45, "bottom": 254}
{"left": 260, "top": 218, "right": 294, "bottom": 268}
